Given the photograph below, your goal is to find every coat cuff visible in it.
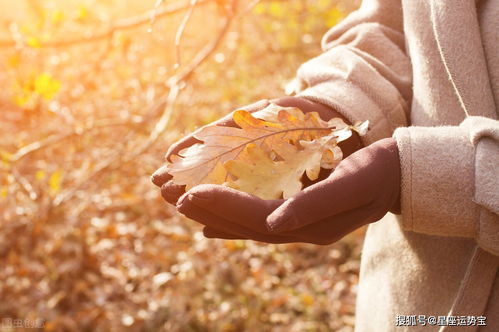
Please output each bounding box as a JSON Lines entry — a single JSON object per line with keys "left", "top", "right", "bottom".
{"left": 393, "top": 125, "right": 478, "bottom": 238}
{"left": 465, "top": 117, "right": 499, "bottom": 255}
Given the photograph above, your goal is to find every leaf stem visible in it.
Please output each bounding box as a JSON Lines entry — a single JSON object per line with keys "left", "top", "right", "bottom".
{"left": 175, "top": 126, "right": 341, "bottom": 172}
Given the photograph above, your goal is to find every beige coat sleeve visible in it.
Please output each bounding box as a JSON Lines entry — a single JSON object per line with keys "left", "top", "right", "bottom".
{"left": 292, "top": 0, "right": 498, "bottom": 255}
{"left": 290, "top": 0, "right": 412, "bottom": 145}
{"left": 394, "top": 117, "right": 499, "bottom": 256}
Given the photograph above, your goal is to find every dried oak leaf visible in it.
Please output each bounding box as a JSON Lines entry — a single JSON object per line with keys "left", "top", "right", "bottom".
{"left": 224, "top": 136, "right": 342, "bottom": 199}
{"left": 167, "top": 104, "right": 368, "bottom": 199}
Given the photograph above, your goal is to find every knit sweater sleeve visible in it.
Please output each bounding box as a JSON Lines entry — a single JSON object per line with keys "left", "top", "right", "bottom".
{"left": 289, "top": 0, "right": 412, "bottom": 145}
{"left": 394, "top": 117, "right": 499, "bottom": 256}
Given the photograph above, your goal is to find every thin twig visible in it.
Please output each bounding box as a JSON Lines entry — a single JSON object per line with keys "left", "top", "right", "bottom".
{"left": 148, "top": 0, "right": 166, "bottom": 32}
{"left": 11, "top": 167, "right": 38, "bottom": 200}
{"left": 10, "top": 118, "right": 145, "bottom": 163}
{"left": 52, "top": 148, "right": 124, "bottom": 207}
{"left": 0, "top": 0, "right": 288, "bottom": 48}
{"left": 124, "top": 12, "right": 234, "bottom": 159}
{"left": 10, "top": 1, "right": 235, "bottom": 208}
{"left": 0, "top": 0, "right": 212, "bottom": 48}
{"left": 172, "top": 14, "right": 233, "bottom": 84}
{"left": 57, "top": 80, "right": 179, "bottom": 210}
{"left": 21, "top": 0, "right": 238, "bottom": 209}
{"left": 52, "top": 13, "right": 234, "bottom": 207}
{"left": 174, "top": 0, "right": 198, "bottom": 69}
{"left": 53, "top": 85, "right": 180, "bottom": 208}
{"left": 243, "top": 0, "right": 263, "bottom": 14}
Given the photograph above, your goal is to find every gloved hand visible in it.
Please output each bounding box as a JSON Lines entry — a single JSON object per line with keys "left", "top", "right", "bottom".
{"left": 175, "top": 137, "right": 401, "bottom": 245}
{"left": 151, "top": 96, "right": 362, "bottom": 205}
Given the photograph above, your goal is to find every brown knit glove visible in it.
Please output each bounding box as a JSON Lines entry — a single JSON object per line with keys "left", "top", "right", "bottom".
{"left": 175, "top": 137, "right": 400, "bottom": 244}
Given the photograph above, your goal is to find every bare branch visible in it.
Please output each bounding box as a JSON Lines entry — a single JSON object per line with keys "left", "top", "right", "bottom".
{"left": 148, "top": 0, "right": 167, "bottom": 32}
{"left": 130, "top": 11, "right": 234, "bottom": 158}
{"left": 52, "top": 13, "right": 234, "bottom": 207}
{"left": 243, "top": 0, "right": 263, "bottom": 14}
{"left": 174, "top": 0, "right": 199, "bottom": 69}
{"left": 0, "top": 0, "right": 212, "bottom": 48}
{"left": 173, "top": 13, "right": 233, "bottom": 84}
{"left": 0, "top": 0, "right": 288, "bottom": 49}
{"left": 10, "top": 118, "right": 145, "bottom": 163}
{"left": 11, "top": 167, "right": 38, "bottom": 200}
{"left": 14, "top": 0, "right": 237, "bottom": 209}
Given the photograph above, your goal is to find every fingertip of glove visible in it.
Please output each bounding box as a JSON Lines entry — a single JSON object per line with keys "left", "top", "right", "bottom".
{"left": 161, "top": 182, "right": 186, "bottom": 205}
{"left": 266, "top": 214, "right": 297, "bottom": 233}
{"left": 175, "top": 191, "right": 192, "bottom": 213}
{"left": 203, "top": 227, "right": 217, "bottom": 238}
{"left": 151, "top": 174, "right": 166, "bottom": 187}
{"left": 176, "top": 190, "right": 214, "bottom": 213}
{"left": 151, "top": 166, "right": 173, "bottom": 187}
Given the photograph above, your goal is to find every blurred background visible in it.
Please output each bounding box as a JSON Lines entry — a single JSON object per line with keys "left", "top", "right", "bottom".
{"left": 0, "top": 0, "right": 363, "bottom": 331}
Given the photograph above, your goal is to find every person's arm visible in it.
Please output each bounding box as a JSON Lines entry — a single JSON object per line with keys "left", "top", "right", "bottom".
{"left": 394, "top": 116, "right": 499, "bottom": 256}
{"left": 290, "top": 0, "right": 412, "bottom": 145}
{"left": 287, "top": 0, "right": 498, "bottom": 254}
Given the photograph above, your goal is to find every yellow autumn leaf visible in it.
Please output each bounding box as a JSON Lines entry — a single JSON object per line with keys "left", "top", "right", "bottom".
{"left": 253, "top": 3, "right": 265, "bottom": 14}
{"left": 269, "top": 3, "right": 283, "bottom": 17}
{"left": 166, "top": 104, "right": 368, "bottom": 199}
{"left": 0, "top": 149, "right": 12, "bottom": 163}
{"left": 224, "top": 240, "right": 245, "bottom": 251}
{"left": 7, "top": 54, "right": 20, "bottom": 68}
{"left": 26, "top": 36, "right": 42, "bottom": 48}
{"left": 13, "top": 93, "right": 32, "bottom": 107}
{"left": 77, "top": 5, "right": 89, "bottom": 20}
{"left": 35, "top": 170, "right": 46, "bottom": 181}
{"left": 51, "top": 9, "right": 65, "bottom": 25}
{"left": 302, "top": 293, "right": 314, "bottom": 306}
{"left": 0, "top": 187, "right": 7, "bottom": 199}
{"left": 49, "top": 170, "right": 62, "bottom": 194}
{"left": 34, "top": 73, "right": 61, "bottom": 101}
{"left": 326, "top": 8, "right": 344, "bottom": 27}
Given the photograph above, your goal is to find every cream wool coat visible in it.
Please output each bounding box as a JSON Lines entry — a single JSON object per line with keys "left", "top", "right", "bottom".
{"left": 291, "top": 0, "right": 499, "bottom": 330}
